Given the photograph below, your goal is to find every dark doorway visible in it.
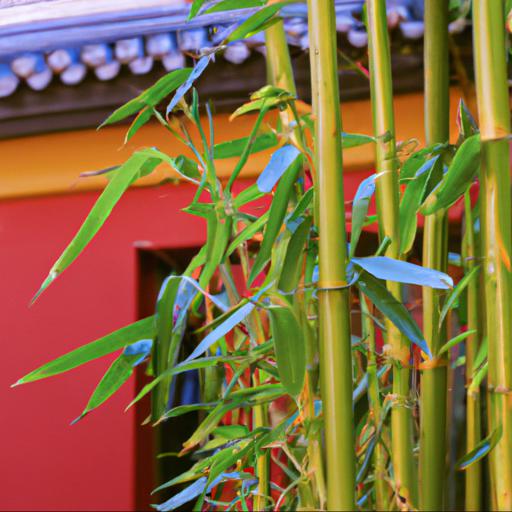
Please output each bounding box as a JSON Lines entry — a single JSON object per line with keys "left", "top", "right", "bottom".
{"left": 134, "top": 247, "right": 202, "bottom": 511}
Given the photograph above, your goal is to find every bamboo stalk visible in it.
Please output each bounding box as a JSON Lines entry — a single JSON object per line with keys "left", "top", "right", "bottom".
{"left": 419, "top": 1, "right": 450, "bottom": 510}
{"left": 361, "top": 292, "right": 389, "bottom": 510}
{"left": 307, "top": 0, "right": 355, "bottom": 509}
{"left": 265, "top": 19, "right": 296, "bottom": 95}
{"left": 473, "top": 2, "right": 512, "bottom": 510}
{"left": 366, "top": 1, "right": 417, "bottom": 506}
{"left": 463, "top": 191, "right": 483, "bottom": 511}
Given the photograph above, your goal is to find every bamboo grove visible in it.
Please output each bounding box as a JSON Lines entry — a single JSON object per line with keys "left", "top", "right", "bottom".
{"left": 14, "top": 0, "right": 512, "bottom": 510}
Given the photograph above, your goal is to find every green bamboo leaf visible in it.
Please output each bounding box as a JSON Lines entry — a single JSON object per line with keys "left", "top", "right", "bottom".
{"left": 213, "top": 131, "right": 278, "bottom": 159}
{"left": 399, "top": 156, "right": 442, "bottom": 254}
{"left": 248, "top": 157, "right": 302, "bottom": 284}
{"left": 438, "top": 329, "right": 477, "bottom": 356}
{"left": 152, "top": 275, "right": 181, "bottom": 418}
{"left": 357, "top": 272, "right": 432, "bottom": 357}
{"left": 268, "top": 304, "right": 306, "bottom": 397}
{"left": 472, "top": 336, "right": 488, "bottom": 373}
{"left": 278, "top": 217, "right": 312, "bottom": 293}
{"left": 227, "top": 3, "right": 289, "bottom": 42}
{"left": 456, "top": 99, "right": 479, "bottom": 142}
{"left": 457, "top": 426, "right": 503, "bottom": 470}
{"left": 33, "top": 153, "right": 159, "bottom": 301}
{"left": 421, "top": 134, "right": 481, "bottom": 215}
{"left": 73, "top": 348, "right": 147, "bottom": 424}
{"left": 233, "top": 183, "right": 265, "bottom": 208}
{"left": 124, "top": 107, "right": 153, "bottom": 143}
{"left": 204, "top": 0, "right": 265, "bottom": 14}
{"left": 350, "top": 174, "right": 378, "bottom": 258}
{"left": 14, "top": 316, "right": 155, "bottom": 385}
{"left": 99, "top": 68, "right": 192, "bottom": 127}
{"left": 341, "top": 132, "right": 375, "bottom": 149}
{"left": 230, "top": 95, "right": 292, "bottom": 120}
{"left": 439, "top": 266, "right": 481, "bottom": 327}
{"left": 226, "top": 212, "right": 269, "bottom": 257}
{"left": 188, "top": 0, "right": 207, "bottom": 19}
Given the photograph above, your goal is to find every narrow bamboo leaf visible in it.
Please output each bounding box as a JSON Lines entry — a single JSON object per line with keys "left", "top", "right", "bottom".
{"left": 438, "top": 330, "right": 476, "bottom": 356}
{"left": 14, "top": 316, "right": 155, "bottom": 385}
{"left": 188, "top": 0, "right": 207, "bottom": 19}
{"left": 439, "top": 266, "right": 480, "bottom": 327}
{"left": 352, "top": 256, "right": 453, "bottom": 289}
{"left": 185, "top": 302, "right": 255, "bottom": 362}
{"left": 256, "top": 145, "right": 301, "bottom": 193}
{"left": 278, "top": 216, "right": 312, "bottom": 293}
{"left": 182, "top": 399, "right": 245, "bottom": 450}
{"left": 136, "top": 148, "right": 200, "bottom": 184}
{"left": 166, "top": 56, "right": 212, "bottom": 116}
{"left": 33, "top": 153, "right": 158, "bottom": 300}
{"left": 357, "top": 272, "right": 431, "bottom": 357}
{"left": 230, "top": 94, "right": 293, "bottom": 120}
{"left": 421, "top": 134, "right": 481, "bottom": 215}
{"left": 99, "top": 68, "right": 192, "bottom": 127}
{"left": 227, "top": 3, "right": 289, "bottom": 42}
{"left": 350, "top": 173, "right": 378, "bottom": 258}
{"left": 456, "top": 98, "right": 478, "bottom": 141}
{"left": 153, "top": 275, "right": 181, "bottom": 418}
{"left": 250, "top": 85, "right": 291, "bottom": 101}
{"left": 341, "top": 132, "right": 375, "bottom": 149}
{"left": 213, "top": 131, "right": 278, "bottom": 159}
{"left": 174, "top": 155, "right": 201, "bottom": 181}
{"left": 226, "top": 212, "right": 269, "bottom": 257}
{"left": 204, "top": 0, "right": 265, "bottom": 14}
{"left": 288, "top": 188, "right": 314, "bottom": 223}
{"left": 399, "top": 156, "right": 441, "bottom": 254}
{"left": 473, "top": 337, "right": 488, "bottom": 373}
{"left": 457, "top": 426, "right": 503, "bottom": 470}
{"left": 73, "top": 345, "right": 150, "bottom": 424}
{"left": 268, "top": 304, "right": 306, "bottom": 397}
{"left": 233, "top": 183, "right": 265, "bottom": 208}
{"left": 125, "top": 107, "right": 153, "bottom": 143}
{"left": 249, "top": 157, "right": 302, "bottom": 284}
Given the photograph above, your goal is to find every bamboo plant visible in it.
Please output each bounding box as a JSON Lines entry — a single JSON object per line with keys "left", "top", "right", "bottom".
{"left": 11, "top": 1, "right": 512, "bottom": 511}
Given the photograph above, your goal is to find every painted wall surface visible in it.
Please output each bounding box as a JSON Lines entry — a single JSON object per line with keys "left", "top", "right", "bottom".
{"left": 1, "top": 184, "right": 205, "bottom": 512}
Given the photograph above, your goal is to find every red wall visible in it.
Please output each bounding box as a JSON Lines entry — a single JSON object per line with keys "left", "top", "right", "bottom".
{"left": 1, "top": 184, "right": 206, "bottom": 511}
{"left": 1, "top": 171, "right": 380, "bottom": 511}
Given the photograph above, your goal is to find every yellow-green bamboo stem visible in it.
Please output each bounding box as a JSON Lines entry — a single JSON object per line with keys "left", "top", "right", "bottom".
{"left": 419, "top": 1, "right": 450, "bottom": 510}
{"left": 265, "top": 20, "right": 297, "bottom": 95}
{"left": 464, "top": 191, "right": 483, "bottom": 511}
{"left": 473, "top": 2, "right": 512, "bottom": 509}
{"left": 307, "top": 0, "right": 355, "bottom": 509}
{"left": 366, "top": 1, "right": 417, "bottom": 506}
{"left": 361, "top": 292, "right": 389, "bottom": 510}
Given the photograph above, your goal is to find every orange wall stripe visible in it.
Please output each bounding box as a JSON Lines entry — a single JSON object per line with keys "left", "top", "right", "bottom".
{"left": 0, "top": 89, "right": 464, "bottom": 199}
